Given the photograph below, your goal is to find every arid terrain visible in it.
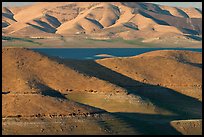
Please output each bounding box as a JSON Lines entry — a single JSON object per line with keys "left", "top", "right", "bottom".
{"left": 2, "top": 2, "right": 202, "bottom": 135}
{"left": 2, "top": 2, "right": 202, "bottom": 48}
{"left": 2, "top": 47, "right": 202, "bottom": 135}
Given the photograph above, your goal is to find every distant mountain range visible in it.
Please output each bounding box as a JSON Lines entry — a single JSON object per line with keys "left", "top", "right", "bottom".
{"left": 2, "top": 2, "right": 202, "bottom": 41}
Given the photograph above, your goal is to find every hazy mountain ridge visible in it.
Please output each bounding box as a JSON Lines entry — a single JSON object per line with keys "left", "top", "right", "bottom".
{"left": 2, "top": 2, "right": 202, "bottom": 41}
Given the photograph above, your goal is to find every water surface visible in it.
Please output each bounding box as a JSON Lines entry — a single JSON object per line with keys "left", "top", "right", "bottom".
{"left": 32, "top": 48, "right": 202, "bottom": 60}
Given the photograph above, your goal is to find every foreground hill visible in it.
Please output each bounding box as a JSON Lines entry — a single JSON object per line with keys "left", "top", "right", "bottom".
{"left": 2, "top": 2, "right": 202, "bottom": 43}
{"left": 2, "top": 47, "right": 202, "bottom": 135}
{"left": 63, "top": 49, "right": 202, "bottom": 117}
{"left": 2, "top": 47, "right": 169, "bottom": 116}
{"left": 96, "top": 50, "right": 202, "bottom": 100}
{"left": 2, "top": 47, "right": 125, "bottom": 94}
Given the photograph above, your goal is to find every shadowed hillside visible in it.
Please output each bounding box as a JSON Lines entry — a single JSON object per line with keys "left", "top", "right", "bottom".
{"left": 2, "top": 2, "right": 202, "bottom": 42}
{"left": 2, "top": 47, "right": 202, "bottom": 135}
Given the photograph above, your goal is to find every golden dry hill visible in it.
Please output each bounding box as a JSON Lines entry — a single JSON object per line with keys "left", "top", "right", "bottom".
{"left": 2, "top": 47, "right": 202, "bottom": 135}
{"left": 2, "top": 2, "right": 202, "bottom": 42}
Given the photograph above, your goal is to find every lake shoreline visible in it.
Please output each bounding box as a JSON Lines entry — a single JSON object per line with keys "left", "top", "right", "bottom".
{"left": 32, "top": 48, "right": 202, "bottom": 60}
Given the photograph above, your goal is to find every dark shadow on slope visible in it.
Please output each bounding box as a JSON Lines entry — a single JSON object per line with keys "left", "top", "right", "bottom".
{"left": 2, "top": 22, "right": 9, "bottom": 28}
{"left": 190, "top": 18, "right": 202, "bottom": 34}
{"left": 109, "top": 112, "right": 184, "bottom": 135}
{"left": 61, "top": 59, "right": 202, "bottom": 118}
{"left": 195, "top": 8, "right": 202, "bottom": 14}
{"left": 147, "top": 3, "right": 173, "bottom": 16}
{"left": 171, "top": 52, "right": 202, "bottom": 68}
{"left": 131, "top": 3, "right": 172, "bottom": 17}
{"left": 2, "top": 91, "right": 10, "bottom": 94}
{"left": 123, "top": 22, "right": 139, "bottom": 30}
{"left": 137, "top": 3, "right": 148, "bottom": 10}
{"left": 138, "top": 10, "right": 170, "bottom": 26}
{"left": 85, "top": 17, "right": 104, "bottom": 29}
{"left": 45, "top": 14, "right": 61, "bottom": 28}
{"left": 186, "top": 35, "right": 202, "bottom": 41}
{"left": 176, "top": 8, "right": 189, "bottom": 18}
{"left": 41, "top": 89, "right": 67, "bottom": 100}
{"left": 2, "top": 13, "right": 17, "bottom": 22}
{"left": 110, "top": 4, "right": 121, "bottom": 16}
{"left": 33, "top": 20, "right": 57, "bottom": 33}
{"left": 26, "top": 22, "right": 56, "bottom": 33}
{"left": 186, "top": 62, "right": 202, "bottom": 68}
{"left": 182, "top": 28, "right": 200, "bottom": 35}
{"left": 177, "top": 58, "right": 202, "bottom": 69}
{"left": 158, "top": 9, "right": 173, "bottom": 16}
{"left": 39, "top": 84, "right": 67, "bottom": 100}
{"left": 132, "top": 7, "right": 202, "bottom": 35}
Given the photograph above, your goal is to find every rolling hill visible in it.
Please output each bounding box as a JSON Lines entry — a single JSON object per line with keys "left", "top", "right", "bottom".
{"left": 2, "top": 2, "right": 202, "bottom": 42}
{"left": 2, "top": 47, "right": 202, "bottom": 135}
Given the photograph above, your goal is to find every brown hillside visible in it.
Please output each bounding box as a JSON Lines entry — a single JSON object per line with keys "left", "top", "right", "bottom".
{"left": 2, "top": 2, "right": 202, "bottom": 41}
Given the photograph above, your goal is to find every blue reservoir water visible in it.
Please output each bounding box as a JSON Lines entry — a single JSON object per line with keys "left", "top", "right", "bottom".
{"left": 32, "top": 48, "right": 202, "bottom": 60}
